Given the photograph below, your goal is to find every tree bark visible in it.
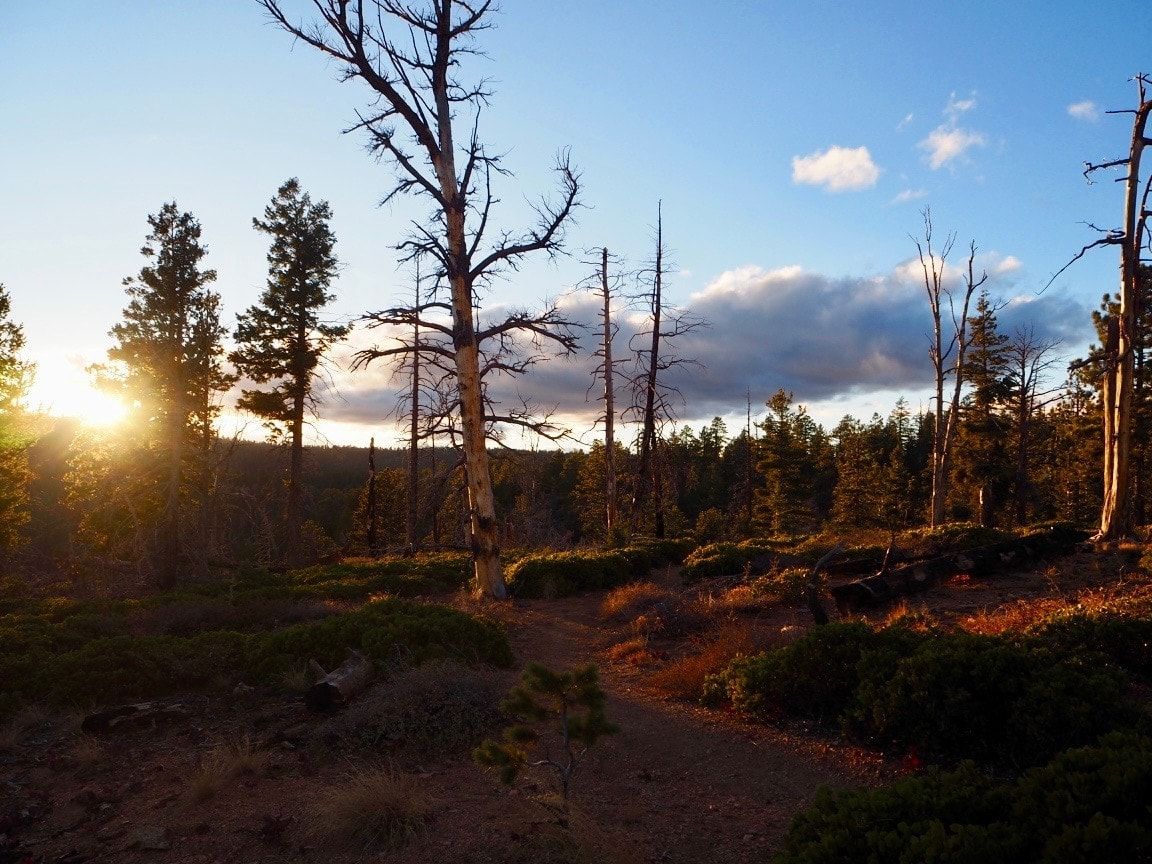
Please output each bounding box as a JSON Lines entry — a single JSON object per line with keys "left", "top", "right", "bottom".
{"left": 632, "top": 204, "right": 664, "bottom": 537}
{"left": 601, "top": 247, "right": 617, "bottom": 540}
{"left": 1098, "top": 94, "right": 1151, "bottom": 541}
{"left": 407, "top": 278, "right": 421, "bottom": 553}
{"left": 305, "top": 650, "right": 374, "bottom": 712}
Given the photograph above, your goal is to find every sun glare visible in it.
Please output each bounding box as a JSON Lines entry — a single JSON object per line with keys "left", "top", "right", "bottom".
{"left": 28, "top": 361, "right": 129, "bottom": 428}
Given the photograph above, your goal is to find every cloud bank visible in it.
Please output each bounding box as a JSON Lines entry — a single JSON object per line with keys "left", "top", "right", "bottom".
{"left": 318, "top": 255, "right": 1087, "bottom": 438}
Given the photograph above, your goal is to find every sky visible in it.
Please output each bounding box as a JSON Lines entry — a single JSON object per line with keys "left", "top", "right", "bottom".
{"left": 2, "top": 1, "right": 1149, "bottom": 448}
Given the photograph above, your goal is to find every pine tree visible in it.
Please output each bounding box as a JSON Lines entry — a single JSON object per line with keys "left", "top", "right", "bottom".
{"left": 99, "top": 203, "right": 230, "bottom": 585}
{"left": 754, "top": 390, "right": 816, "bottom": 534}
{"left": 954, "top": 290, "right": 1012, "bottom": 524}
{"left": 231, "top": 179, "right": 348, "bottom": 565}
{"left": 0, "top": 285, "right": 32, "bottom": 572}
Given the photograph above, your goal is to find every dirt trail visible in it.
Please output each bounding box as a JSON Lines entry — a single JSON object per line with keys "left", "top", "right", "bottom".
{"left": 479, "top": 587, "right": 893, "bottom": 863}
{"left": 6, "top": 576, "right": 895, "bottom": 864}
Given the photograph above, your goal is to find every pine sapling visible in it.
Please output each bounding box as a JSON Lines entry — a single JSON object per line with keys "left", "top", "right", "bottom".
{"left": 474, "top": 663, "right": 617, "bottom": 816}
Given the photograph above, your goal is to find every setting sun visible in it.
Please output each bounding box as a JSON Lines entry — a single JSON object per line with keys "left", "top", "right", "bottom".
{"left": 27, "top": 358, "right": 128, "bottom": 427}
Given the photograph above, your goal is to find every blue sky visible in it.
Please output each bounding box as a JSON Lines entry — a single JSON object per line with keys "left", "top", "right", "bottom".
{"left": 2, "top": 1, "right": 1149, "bottom": 445}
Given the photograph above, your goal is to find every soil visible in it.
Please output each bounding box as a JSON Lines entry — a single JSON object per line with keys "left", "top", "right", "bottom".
{"left": 0, "top": 548, "right": 1137, "bottom": 864}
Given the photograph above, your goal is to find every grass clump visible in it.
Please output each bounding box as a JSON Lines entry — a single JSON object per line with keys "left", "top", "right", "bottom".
{"left": 190, "top": 734, "right": 267, "bottom": 801}
{"left": 650, "top": 624, "right": 756, "bottom": 701}
{"left": 311, "top": 767, "right": 430, "bottom": 851}
{"left": 599, "top": 582, "right": 672, "bottom": 622}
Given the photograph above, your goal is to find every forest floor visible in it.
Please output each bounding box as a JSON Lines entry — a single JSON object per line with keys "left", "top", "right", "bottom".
{"left": 1, "top": 546, "right": 1141, "bottom": 864}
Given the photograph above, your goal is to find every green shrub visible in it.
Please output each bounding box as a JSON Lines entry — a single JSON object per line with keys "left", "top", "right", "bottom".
{"left": 1030, "top": 613, "right": 1152, "bottom": 679}
{"left": 898, "top": 522, "right": 1013, "bottom": 555}
{"left": 716, "top": 623, "right": 921, "bottom": 722}
{"left": 2, "top": 599, "right": 511, "bottom": 709}
{"left": 714, "top": 622, "right": 1135, "bottom": 768}
{"left": 505, "top": 550, "right": 633, "bottom": 598}
{"left": 681, "top": 541, "right": 775, "bottom": 582}
{"left": 853, "top": 634, "right": 1130, "bottom": 766}
{"left": 776, "top": 734, "right": 1152, "bottom": 864}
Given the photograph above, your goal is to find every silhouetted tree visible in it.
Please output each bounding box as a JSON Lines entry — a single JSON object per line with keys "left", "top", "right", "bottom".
{"left": 231, "top": 178, "right": 347, "bottom": 565}
{"left": 98, "top": 203, "right": 230, "bottom": 585}
{"left": 0, "top": 284, "right": 32, "bottom": 572}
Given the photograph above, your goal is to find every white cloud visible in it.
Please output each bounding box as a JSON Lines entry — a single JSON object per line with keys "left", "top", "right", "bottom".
{"left": 946, "top": 91, "right": 977, "bottom": 121}
{"left": 897, "top": 112, "right": 914, "bottom": 130}
{"left": 1067, "top": 100, "right": 1099, "bottom": 122}
{"left": 891, "top": 188, "right": 928, "bottom": 204}
{"left": 994, "top": 255, "right": 1022, "bottom": 275}
{"left": 919, "top": 125, "right": 986, "bottom": 169}
{"left": 791, "top": 145, "right": 881, "bottom": 192}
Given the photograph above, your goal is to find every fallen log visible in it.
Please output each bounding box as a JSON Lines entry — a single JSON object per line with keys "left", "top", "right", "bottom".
{"left": 830, "top": 525, "right": 1090, "bottom": 615}
{"left": 81, "top": 701, "right": 191, "bottom": 733}
{"left": 304, "top": 650, "right": 374, "bottom": 712}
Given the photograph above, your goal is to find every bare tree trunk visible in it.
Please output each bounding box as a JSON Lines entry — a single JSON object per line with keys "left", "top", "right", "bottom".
{"left": 631, "top": 204, "right": 664, "bottom": 537}
{"left": 600, "top": 247, "right": 617, "bottom": 540}
{"left": 915, "top": 214, "right": 982, "bottom": 527}
{"left": 366, "top": 436, "right": 378, "bottom": 557}
{"left": 1098, "top": 92, "right": 1151, "bottom": 541}
{"left": 285, "top": 319, "right": 306, "bottom": 566}
{"left": 407, "top": 278, "right": 421, "bottom": 553}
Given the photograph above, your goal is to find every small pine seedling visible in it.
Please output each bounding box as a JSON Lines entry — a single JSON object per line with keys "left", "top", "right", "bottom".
{"left": 474, "top": 663, "right": 617, "bottom": 812}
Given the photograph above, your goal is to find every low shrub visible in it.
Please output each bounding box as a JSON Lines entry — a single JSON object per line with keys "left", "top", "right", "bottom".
{"left": 715, "top": 623, "right": 920, "bottom": 723}
{"left": 713, "top": 622, "right": 1136, "bottom": 768}
{"left": 1029, "top": 612, "right": 1152, "bottom": 680}
{"left": 3, "top": 599, "right": 511, "bottom": 709}
{"left": 852, "top": 634, "right": 1130, "bottom": 767}
{"left": 320, "top": 661, "right": 505, "bottom": 761}
{"left": 681, "top": 541, "right": 775, "bottom": 582}
{"left": 776, "top": 733, "right": 1152, "bottom": 864}
{"left": 898, "top": 521, "right": 1013, "bottom": 556}
{"left": 505, "top": 550, "right": 633, "bottom": 598}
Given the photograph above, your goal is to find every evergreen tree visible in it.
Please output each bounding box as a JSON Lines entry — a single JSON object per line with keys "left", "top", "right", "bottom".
{"left": 953, "top": 290, "right": 1012, "bottom": 524}
{"left": 754, "top": 390, "right": 817, "bottom": 534}
{"left": 231, "top": 179, "right": 347, "bottom": 565}
{"left": 98, "top": 203, "right": 230, "bottom": 585}
{"left": 0, "top": 285, "right": 32, "bottom": 572}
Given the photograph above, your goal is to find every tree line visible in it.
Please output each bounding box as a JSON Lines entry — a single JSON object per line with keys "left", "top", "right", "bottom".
{"left": 0, "top": 4, "right": 1147, "bottom": 601}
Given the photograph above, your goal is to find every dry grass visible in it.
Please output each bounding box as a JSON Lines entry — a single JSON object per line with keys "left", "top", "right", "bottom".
{"left": 189, "top": 734, "right": 268, "bottom": 801}
{"left": 882, "top": 600, "right": 940, "bottom": 632}
{"left": 960, "top": 579, "right": 1152, "bottom": 637}
{"left": 310, "top": 767, "right": 430, "bottom": 850}
{"left": 649, "top": 624, "right": 757, "bottom": 701}
{"left": 599, "top": 582, "right": 673, "bottom": 622}
{"left": 606, "top": 636, "right": 658, "bottom": 666}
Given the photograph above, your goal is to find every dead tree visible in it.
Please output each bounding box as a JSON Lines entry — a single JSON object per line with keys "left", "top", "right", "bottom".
{"left": 366, "top": 436, "right": 378, "bottom": 556}
{"left": 1006, "top": 325, "right": 1062, "bottom": 525}
{"left": 584, "top": 247, "right": 627, "bottom": 542}
{"left": 261, "top": 0, "right": 580, "bottom": 597}
{"left": 1048, "top": 76, "right": 1152, "bottom": 540}
{"left": 914, "top": 210, "right": 986, "bottom": 526}
{"left": 627, "top": 204, "right": 705, "bottom": 538}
